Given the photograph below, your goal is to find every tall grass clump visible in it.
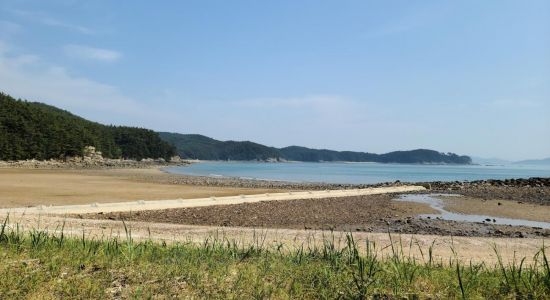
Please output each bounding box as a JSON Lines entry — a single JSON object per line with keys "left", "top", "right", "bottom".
{"left": 0, "top": 220, "right": 550, "bottom": 299}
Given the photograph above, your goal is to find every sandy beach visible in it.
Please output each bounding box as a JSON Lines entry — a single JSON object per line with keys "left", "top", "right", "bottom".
{"left": 0, "top": 168, "right": 282, "bottom": 208}
{"left": 1, "top": 166, "right": 549, "bottom": 263}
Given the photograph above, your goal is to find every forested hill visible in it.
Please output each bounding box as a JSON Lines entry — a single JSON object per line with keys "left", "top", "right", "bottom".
{"left": 159, "top": 132, "right": 472, "bottom": 164}
{"left": 158, "top": 133, "right": 280, "bottom": 161}
{"left": 0, "top": 92, "right": 175, "bottom": 161}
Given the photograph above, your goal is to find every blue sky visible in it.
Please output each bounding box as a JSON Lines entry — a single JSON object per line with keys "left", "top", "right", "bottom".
{"left": 0, "top": 0, "right": 549, "bottom": 160}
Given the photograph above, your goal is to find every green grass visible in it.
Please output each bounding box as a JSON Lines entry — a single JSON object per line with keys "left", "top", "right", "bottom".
{"left": 1, "top": 218, "right": 549, "bottom": 299}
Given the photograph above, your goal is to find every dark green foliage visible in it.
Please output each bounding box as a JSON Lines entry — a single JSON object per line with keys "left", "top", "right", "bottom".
{"left": 0, "top": 92, "right": 175, "bottom": 160}
{"left": 110, "top": 127, "right": 175, "bottom": 160}
{"left": 279, "top": 147, "right": 471, "bottom": 164}
{"left": 279, "top": 146, "right": 378, "bottom": 162}
{"left": 160, "top": 132, "right": 472, "bottom": 164}
{"left": 158, "top": 132, "right": 281, "bottom": 161}
{"left": 374, "top": 149, "right": 472, "bottom": 164}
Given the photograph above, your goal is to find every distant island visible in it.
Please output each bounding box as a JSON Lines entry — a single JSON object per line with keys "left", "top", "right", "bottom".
{"left": 0, "top": 92, "right": 471, "bottom": 164}
{"left": 514, "top": 158, "right": 550, "bottom": 165}
{"left": 468, "top": 156, "right": 550, "bottom": 166}
{"left": 159, "top": 132, "right": 472, "bottom": 164}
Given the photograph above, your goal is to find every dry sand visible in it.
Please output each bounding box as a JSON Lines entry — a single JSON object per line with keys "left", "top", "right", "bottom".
{"left": 0, "top": 168, "right": 281, "bottom": 208}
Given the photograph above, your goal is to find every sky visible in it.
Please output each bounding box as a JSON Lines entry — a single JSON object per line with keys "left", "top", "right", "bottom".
{"left": 0, "top": 0, "right": 549, "bottom": 161}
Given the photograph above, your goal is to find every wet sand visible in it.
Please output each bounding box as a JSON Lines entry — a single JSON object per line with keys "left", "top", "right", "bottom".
{"left": 442, "top": 195, "right": 550, "bottom": 223}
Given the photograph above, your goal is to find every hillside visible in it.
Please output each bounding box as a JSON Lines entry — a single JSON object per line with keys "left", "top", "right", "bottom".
{"left": 158, "top": 132, "right": 280, "bottom": 161}
{"left": 159, "top": 132, "right": 472, "bottom": 164}
{"left": 0, "top": 92, "right": 175, "bottom": 161}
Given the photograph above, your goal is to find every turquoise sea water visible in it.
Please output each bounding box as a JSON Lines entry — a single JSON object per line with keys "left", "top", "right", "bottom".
{"left": 165, "top": 162, "right": 550, "bottom": 184}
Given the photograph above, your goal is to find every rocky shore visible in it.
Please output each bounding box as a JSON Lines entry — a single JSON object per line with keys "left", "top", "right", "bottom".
{"left": 379, "top": 218, "right": 550, "bottom": 238}
{"left": 153, "top": 171, "right": 401, "bottom": 190}
{"left": 0, "top": 158, "right": 187, "bottom": 169}
{"left": 421, "top": 177, "right": 550, "bottom": 190}
{"left": 144, "top": 172, "right": 550, "bottom": 205}
{"left": 87, "top": 194, "right": 550, "bottom": 239}
{"left": 154, "top": 169, "right": 550, "bottom": 190}
{"left": 423, "top": 178, "right": 550, "bottom": 205}
{"left": 0, "top": 146, "right": 189, "bottom": 169}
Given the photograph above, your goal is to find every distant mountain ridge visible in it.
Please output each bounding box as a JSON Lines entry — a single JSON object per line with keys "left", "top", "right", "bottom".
{"left": 470, "top": 156, "right": 550, "bottom": 166}
{"left": 158, "top": 133, "right": 280, "bottom": 161}
{"left": 470, "top": 156, "right": 511, "bottom": 165}
{"left": 514, "top": 158, "right": 550, "bottom": 165}
{"left": 159, "top": 132, "right": 472, "bottom": 164}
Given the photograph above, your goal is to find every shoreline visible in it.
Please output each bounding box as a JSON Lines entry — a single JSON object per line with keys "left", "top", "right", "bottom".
{"left": 2, "top": 164, "right": 549, "bottom": 204}
{"left": 164, "top": 160, "right": 550, "bottom": 187}
{"left": 0, "top": 158, "right": 191, "bottom": 170}
{"left": 160, "top": 166, "right": 550, "bottom": 205}
{"left": 173, "top": 159, "right": 475, "bottom": 165}
{"left": 3, "top": 158, "right": 548, "bottom": 189}
{"left": 1, "top": 166, "right": 549, "bottom": 254}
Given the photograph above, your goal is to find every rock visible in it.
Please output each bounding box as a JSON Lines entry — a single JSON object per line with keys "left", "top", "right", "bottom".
{"left": 0, "top": 146, "right": 189, "bottom": 170}
{"left": 170, "top": 156, "right": 182, "bottom": 163}
{"left": 83, "top": 146, "right": 103, "bottom": 161}
{"left": 515, "top": 231, "right": 525, "bottom": 238}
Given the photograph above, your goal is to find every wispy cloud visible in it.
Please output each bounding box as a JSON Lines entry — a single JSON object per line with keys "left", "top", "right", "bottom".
{"left": 181, "top": 93, "right": 427, "bottom": 152}
{"left": 234, "top": 94, "right": 369, "bottom": 126}
{"left": 9, "top": 9, "right": 96, "bottom": 35}
{"left": 64, "top": 44, "right": 121, "bottom": 62}
{"left": 231, "top": 94, "right": 380, "bottom": 131}
{"left": 0, "top": 40, "right": 171, "bottom": 126}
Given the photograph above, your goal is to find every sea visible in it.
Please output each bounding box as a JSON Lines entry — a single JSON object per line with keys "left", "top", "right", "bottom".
{"left": 164, "top": 161, "right": 550, "bottom": 184}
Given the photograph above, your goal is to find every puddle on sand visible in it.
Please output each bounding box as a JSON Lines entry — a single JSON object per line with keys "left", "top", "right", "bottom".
{"left": 396, "top": 194, "right": 550, "bottom": 229}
